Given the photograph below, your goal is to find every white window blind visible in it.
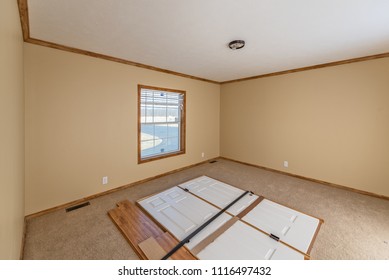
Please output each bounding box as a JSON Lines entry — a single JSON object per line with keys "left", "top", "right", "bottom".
{"left": 139, "top": 86, "right": 185, "bottom": 162}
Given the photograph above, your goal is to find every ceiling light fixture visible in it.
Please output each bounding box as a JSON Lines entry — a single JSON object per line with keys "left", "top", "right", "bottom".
{"left": 228, "top": 40, "right": 245, "bottom": 50}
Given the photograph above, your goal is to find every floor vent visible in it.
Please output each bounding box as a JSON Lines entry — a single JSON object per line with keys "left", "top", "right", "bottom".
{"left": 66, "top": 202, "right": 90, "bottom": 212}
{"left": 209, "top": 160, "right": 218, "bottom": 163}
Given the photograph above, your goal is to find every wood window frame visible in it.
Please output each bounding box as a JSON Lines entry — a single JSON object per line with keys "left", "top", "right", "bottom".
{"left": 138, "top": 84, "right": 186, "bottom": 164}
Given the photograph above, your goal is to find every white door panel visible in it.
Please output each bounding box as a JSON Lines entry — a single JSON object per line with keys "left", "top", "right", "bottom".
{"left": 179, "top": 176, "right": 258, "bottom": 216}
{"left": 243, "top": 199, "right": 319, "bottom": 253}
{"left": 138, "top": 187, "right": 232, "bottom": 250}
{"left": 197, "top": 221, "right": 304, "bottom": 260}
{"left": 138, "top": 178, "right": 321, "bottom": 259}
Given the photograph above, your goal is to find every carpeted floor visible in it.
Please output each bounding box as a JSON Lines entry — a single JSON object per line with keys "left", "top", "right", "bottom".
{"left": 22, "top": 158, "right": 389, "bottom": 259}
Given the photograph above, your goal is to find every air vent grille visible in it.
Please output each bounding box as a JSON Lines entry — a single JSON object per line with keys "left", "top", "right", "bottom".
{"left": 66, "top": 202, "right": 90, "bottom": 212}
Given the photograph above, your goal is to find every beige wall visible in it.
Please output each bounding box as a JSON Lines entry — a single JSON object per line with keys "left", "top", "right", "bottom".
{"left": 221, "top": 58, "right": 389, "bottom": 197}
{"left": 24, "top": 44, "right": 220, "bottom": 215}
{"left": 0, "top": 0, "right": 25, "bottom": 259}
{"left": 23, "top": 23, "right": 389, "bottom": 215}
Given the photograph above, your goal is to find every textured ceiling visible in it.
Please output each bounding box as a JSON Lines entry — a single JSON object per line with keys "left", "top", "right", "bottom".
{"left": 26, "top": 0, "right": 389, "bottom": 82}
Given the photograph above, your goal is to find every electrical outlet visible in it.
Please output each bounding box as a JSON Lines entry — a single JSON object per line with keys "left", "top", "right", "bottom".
{"left": 283, "top": 161, "right": 288, "bottom": 168}
{"left": 102, "top": 176, "right": 108, "bottom": 185}
{"left": 201, "top": 152, "right": 205, "bottom": 158}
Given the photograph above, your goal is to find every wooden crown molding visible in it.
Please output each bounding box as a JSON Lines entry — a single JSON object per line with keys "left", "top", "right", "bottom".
{"left": 16, "top": 0, "right": 219, "bottom": 85}
{"left": 24, "top": 37, "right": 220, "bottom": 84}
{"left": 220, "top": 52, "right": 389, "bottom": 84}
{"left": 17, "top": 0, "right": 29, "bottom": 41}
{"left": 17, "top": 0, "right": 389, "bottom": 84}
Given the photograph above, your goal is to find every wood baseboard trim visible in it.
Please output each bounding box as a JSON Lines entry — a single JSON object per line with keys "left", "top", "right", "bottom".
{"left": 19, "top": 217, "right": 27, "bottom": 260}
{"left": 219, "top": 157, "right": 389, "bottom": 201}
{"left": 25, "top": 158, "right": 218, "bottom": 219}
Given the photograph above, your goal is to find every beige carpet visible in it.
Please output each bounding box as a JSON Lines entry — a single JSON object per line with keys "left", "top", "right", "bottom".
{"left": 23, "top": 158, "right": 389, "bottom": 259}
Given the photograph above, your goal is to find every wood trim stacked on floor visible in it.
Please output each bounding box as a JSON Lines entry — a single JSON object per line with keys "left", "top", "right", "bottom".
{"left": 112, "top": 178, "right": 324, "bottom": 260}
{"left": 108, "top": 200, "right": 197, "bottom": 260}
{"left": 138, "top": 237, "right": 169, "bottom": 260}
{"left": 220, "top": 157, "right": 389, "bottom": 201}
{"left": 23, "top": 155, "right": 382, "bottom": 258}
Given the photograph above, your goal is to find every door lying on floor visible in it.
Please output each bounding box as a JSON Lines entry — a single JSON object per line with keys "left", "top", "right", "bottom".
{"left": 135, "top": 176, "right": 322, "bottom": 259}
{"left": 138, "top": 186, "right": 305, "bottom": 260}
{"left": 242, "top": 198, "right": 320, "bottom": 254}
{"left": 137, "top": 186, "right": 232, "bottom": 250}
{"left": 178, "top": 176, "right": 321, "bottom": 254}
{"left": 196, "top": 220, "right": 304, "bottom": 260}
{"left": 179, "top": 175, "right": 259, "bottom": 216}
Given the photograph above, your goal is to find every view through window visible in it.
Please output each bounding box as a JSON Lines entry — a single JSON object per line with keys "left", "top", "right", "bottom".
{"left": 138, "top": 85, "right": 186, "bottom": 163}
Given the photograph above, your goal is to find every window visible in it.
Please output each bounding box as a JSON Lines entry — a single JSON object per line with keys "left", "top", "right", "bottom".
{"left": 138, "top": 85, "right": 186, "bottom": 163}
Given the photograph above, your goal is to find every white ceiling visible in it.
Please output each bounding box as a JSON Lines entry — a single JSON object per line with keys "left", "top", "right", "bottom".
{"left": 28, "top": 0, "right": 389, "bottom": 82}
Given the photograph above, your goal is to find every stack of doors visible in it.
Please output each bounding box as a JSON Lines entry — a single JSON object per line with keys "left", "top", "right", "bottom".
{"left": 137, "top": 176, "right": 323, "bottom": 260}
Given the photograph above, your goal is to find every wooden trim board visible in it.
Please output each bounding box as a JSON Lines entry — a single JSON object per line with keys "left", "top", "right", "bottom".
{"left": 108, "top": 200, "right": 197, "bottom": 260}
{"left": 134, "top": 178, "right": 322, "bottom": 259}
{"left": 19, "top": 217, "right": 27, "bottom": 260}
{"left": 220, "top": 52, "right": 389, "bottom": 84}
{"left": 238, "top": 218, "right": 310, "bottom": 259}
{"left": 112, "top": 197, "right": 311, "bottom": 260}
{"left": 178, "top": 175, "right": 259, "bottom": 217}
{"left": 239, "top": 197, "right": 323, "bottom": 258}
{"left": 17, "top": 0, "right": 389, "bottom": 84}
{"left": 24, "top": 38, "right": 220, "bottom": 84}
{"left": 177, "top": 185, "right": 231, "bottom": 213}
{"left": 264, "top": 196, "right": 325, "bottom": 225}
{"left": 175, "top": 176, "right": 320, "bottom": 258}
{"left": 190, "top": 217, "right": 239, "bottom": 255}
{"left": 236, "top": 197, "right": 264, "bottom": 219}
{"left": 25, "top": 158, "right": 218, "bottom": 219}
{"left": 137, "top": 84, "right": 186, "bottom": 164}
{"left": 195, "top": 220, "right": 306, "bottom": 260}
{"left": 306, "top": 220, "right": 323, "bottom": 256}
{"left": 17, "top": 0, "right": 29, "bottom": 40}
{"left": 136, "top": 186, "right": 234, "bottom": 251}
{"left": 138, "top": 237, "right": 169, "bottom": 260}
{"left": 16, "top": 0, "right": 218, "bottom": 85}
{"left": 220, "top": 157, "right": 389, "bottom": 201}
